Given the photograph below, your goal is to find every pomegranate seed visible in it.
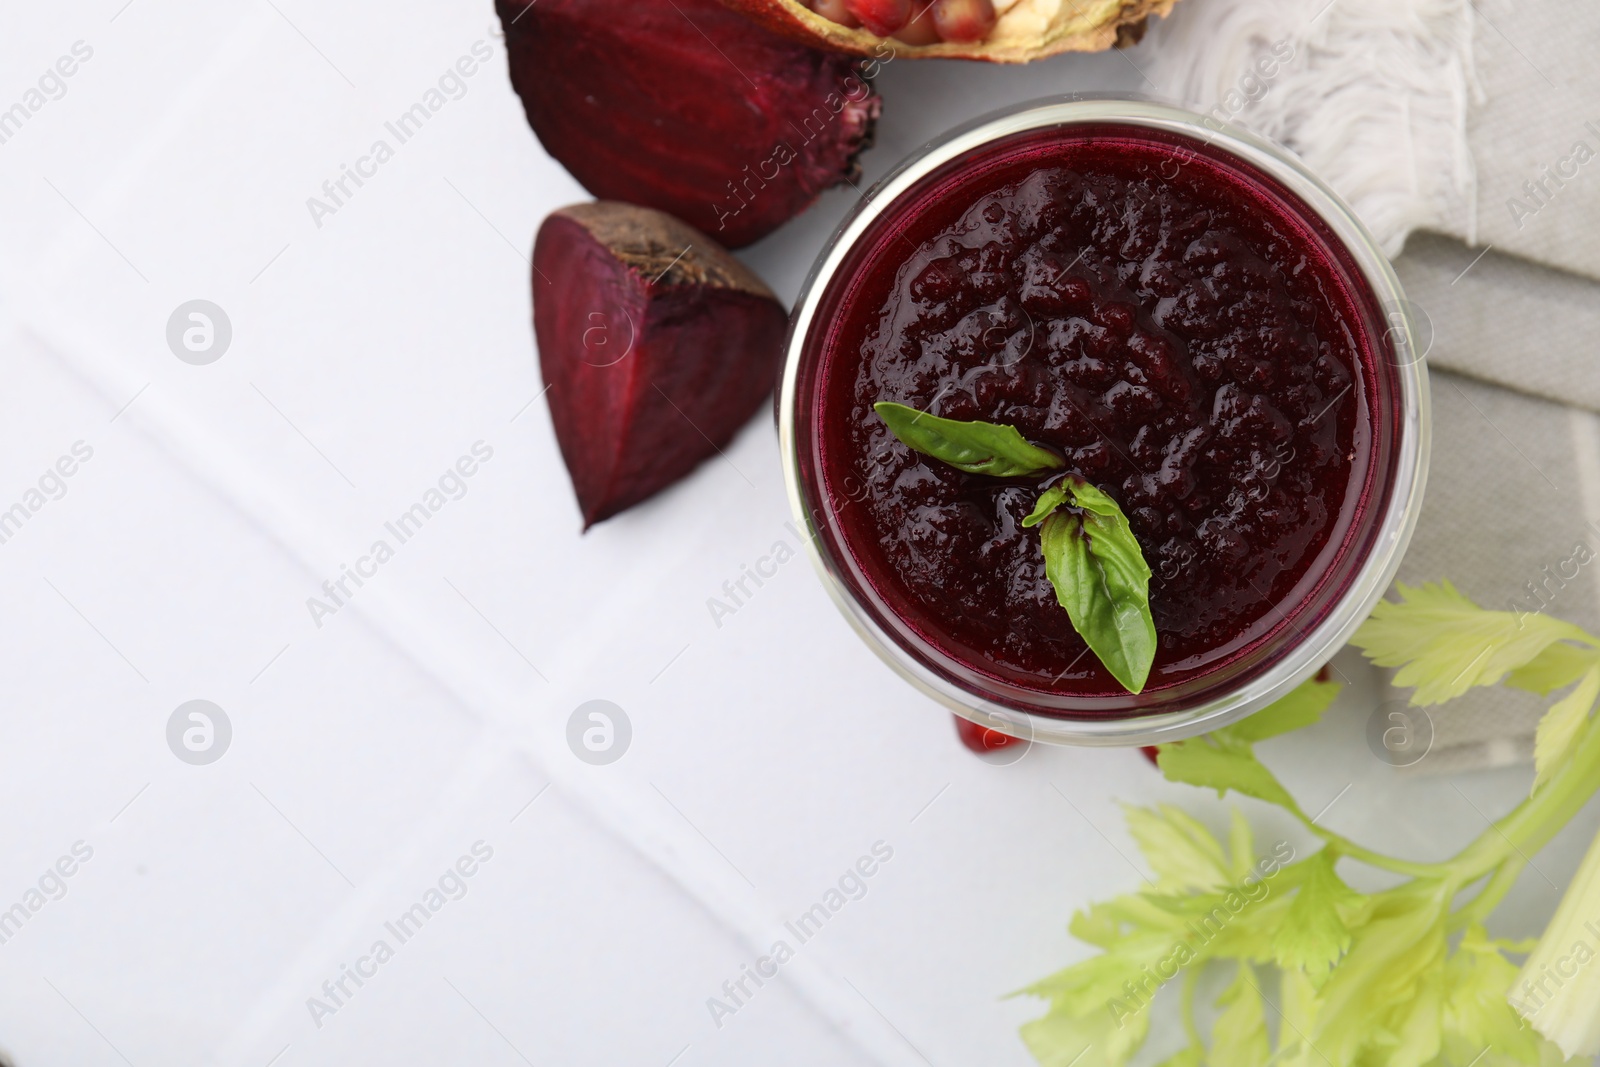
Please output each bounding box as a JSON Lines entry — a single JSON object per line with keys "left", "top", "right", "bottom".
{"left": 931, "top": 0, "right": 996, "bottom": 42}
{"left": 894, "top": 2, "right": 942, "bottom": 43}
{"left": 954, "top": 714, "right": 1024, "bottom": 755}
{"left": 845, "top": 0, "right": 911, "bottom": 35}
{"left": 811, "top": 0, "right": 862, "bottom": 27}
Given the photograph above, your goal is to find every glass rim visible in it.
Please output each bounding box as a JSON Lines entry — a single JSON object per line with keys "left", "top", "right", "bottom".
{"left": 777, "top": 93, "right": 1431, "bottom": 746}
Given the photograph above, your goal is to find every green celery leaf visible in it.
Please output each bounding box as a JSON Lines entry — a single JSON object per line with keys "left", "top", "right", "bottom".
{"left": 1309, "top": 884, "right": 1449, "bottom": 1067}
{"left": 1210, "top": 963, "right": 1271, "bottom": 1067}
{"left": 1389, "top": 965, "right": 1448, "bottom": 1067}
{"left": 1155, "top": 738, "right": 1302, "bottom": 816}
{"left": 1352, "top": 581, "right": 1593, "bottom": 705}
{"left": 1506, "top": 639, "right": 1600, "bottom": 695}
{"left": 1273, "top": 850, "right": 1363, "bottom": 985}
{"left": 873, "top": 401, "right": 1064, "bottom": 477}
{"left": 1276, "top": 966, "right": 1321, "bottom": 1067}
{"left": 1153, "top": 1048, "right": 1203, "bottom": 1067}
{"left": 1020, "top": 1001, "right": 1150, "bottom": 1067}
{"left": 1222, "top": 678, "right": 1344, "bottom": 744}
{"left": 1041, "top": 500, "right": 1156, "bottom": 694}
{"left": 1140, "top": 890, "right": 1293, "bottom": 963}
{"left": 1487, "top": 935, "right": 1540, "bottom": 954}
{"left": 1442, "top": 924, "right": 1554, "bottom": 1066}
{"left": 1122, "top": 804, "right": 1232, "bottom": 892}
{"left": 1069, "top": 892, "right": 1193, "bottom": 949}
{"left": 1227, "top": 808, "right": 1256, "bottom": 883}
{"left": 1016, "top": 933, "right": 1175, "bottom": 1018}
{"left": 1533, "top": 664, "right": 1600, "bottom": 793}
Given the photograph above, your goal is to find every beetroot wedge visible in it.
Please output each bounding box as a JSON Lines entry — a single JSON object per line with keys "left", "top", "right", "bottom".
{"left": 534, "top": 202, "right": 787, "bottom": 528}
{"left": 496, "top": 0, "right": 880, "bottom": 248}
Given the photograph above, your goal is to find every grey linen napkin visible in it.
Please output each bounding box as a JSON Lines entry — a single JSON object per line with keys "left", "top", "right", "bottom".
{"left": 1145, "top": 0, "right": 1600, "bottom": 770}
{"left": 1387, "top": 0, "right": 1600, "bottom": 771}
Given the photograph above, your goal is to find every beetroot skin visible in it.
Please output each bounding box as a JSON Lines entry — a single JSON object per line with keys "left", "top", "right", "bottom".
{"left": 534, "top": 202, "right": 787, "bottom": 527}
{"left": 497, "top": 0, "right": 881, "bottom": 248}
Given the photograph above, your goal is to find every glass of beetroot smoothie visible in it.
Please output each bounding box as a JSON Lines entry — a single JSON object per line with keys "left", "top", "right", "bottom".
{"left": 779, "top": 97, "right": 1429, "bottom": 746}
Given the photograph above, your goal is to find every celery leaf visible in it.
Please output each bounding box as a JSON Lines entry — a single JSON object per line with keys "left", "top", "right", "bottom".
{"left": 1223, "top": 678, "right": 1343, "bottom": 744}
{"left": 1210, "top": 963, "right": 1270, "bottom": 1067}
{"left": 1352, "top": 582, "right": 1591, "bottom": 705}
{"left": 1273, "top": 850, "right": 1362, "bottom": 985}
{"left": 1533, "top": 664, "right": 1600, "bottom": 793}
{"left": 1156, "top": 738, "right": 1301, "bottom": 815}
{"left": 1444, "top": 924, "right": 1553, "bottom": 1065}
{"left": 1018, "top": 999, "right": 1149, "bottom": 1067}
{"left": 1309, "top": 885, "right": 1449, "bottom": 1067}
{"left": 1506, "top": 639, "right": 1600, "bottom": 696}
{"left": 1123, "top": 804, "right": 1231, "bottom": 892}
{"left": 1227, "top": 808, "right": 1256, "bottom": 883}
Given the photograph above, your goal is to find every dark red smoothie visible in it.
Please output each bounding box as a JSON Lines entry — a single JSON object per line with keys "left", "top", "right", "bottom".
{"left": 795, "top": 124, "right": 1400, "bottom": 715}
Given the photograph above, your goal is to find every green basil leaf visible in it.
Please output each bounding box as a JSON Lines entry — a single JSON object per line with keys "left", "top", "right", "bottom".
{"left": 1022, "top": 485, "right": 1069, "bottom": 528}
{"left": 1060, "top": 477, "right": 1123, "bottom": 520}
{"left": 1038, "top": 486, "right": 1157, "bottom": 694}
{"left": 873, "top": 401, "right": 1064, "bottom": 478}
{"left": 1026, "top": 475, "right": 1133, "bottom": 528}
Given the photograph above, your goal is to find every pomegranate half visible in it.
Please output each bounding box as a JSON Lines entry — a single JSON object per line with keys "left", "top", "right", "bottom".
{"left": 718, "top": 0, "right": 1179, "bottom": 63}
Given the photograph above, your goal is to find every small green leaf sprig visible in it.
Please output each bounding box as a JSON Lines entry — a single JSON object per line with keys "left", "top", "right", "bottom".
{"left": 1016, "top": 582, "right": 1600, "bottom": 1067}
{"left": 873, "top": 400, "right": 1156, "bottom": 693}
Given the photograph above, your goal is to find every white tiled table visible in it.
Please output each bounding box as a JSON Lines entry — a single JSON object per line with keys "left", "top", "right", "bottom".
{"left": 0, "top": 3, "right": 1589, "bottom": 1065}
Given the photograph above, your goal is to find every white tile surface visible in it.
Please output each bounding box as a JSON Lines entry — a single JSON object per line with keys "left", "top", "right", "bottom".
{"left": 0, "top": 2, "right": 1587, "bottom": 1065}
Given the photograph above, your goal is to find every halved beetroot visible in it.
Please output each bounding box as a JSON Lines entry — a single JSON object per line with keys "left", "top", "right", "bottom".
{"left": 534, "top": 202, "right": 787, "bottom": 528}
{"left": 498, "top": 0, "right": 881, "bottom": 248}
{"left": 719, "top": 0, "right": 1179, "bottom": 62}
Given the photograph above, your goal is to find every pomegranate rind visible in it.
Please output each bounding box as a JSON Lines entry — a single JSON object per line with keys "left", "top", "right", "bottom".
{"left": 499, "top": 0, "right": 882, "bottom": 247}
{"left": 717, "top": 0, "right": 1178, "bottom": 62}
{"left": 533, "top": 203, "right": 787, "bottom": 528}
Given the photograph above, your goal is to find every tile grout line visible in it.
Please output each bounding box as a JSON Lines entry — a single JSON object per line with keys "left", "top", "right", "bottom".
{"left": 20, "top": 311, "right": 921, "bottom": 1067}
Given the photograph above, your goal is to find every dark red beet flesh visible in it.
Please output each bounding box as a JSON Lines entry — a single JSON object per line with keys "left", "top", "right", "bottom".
{"left": 534, "top": 203, "right": 787, "bottom": 527}
{"left": 798, "top": 126, "right": 1393, "bottom": 709}
{"left": 498, "top": 0, "right": 881, "bottom": 249}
